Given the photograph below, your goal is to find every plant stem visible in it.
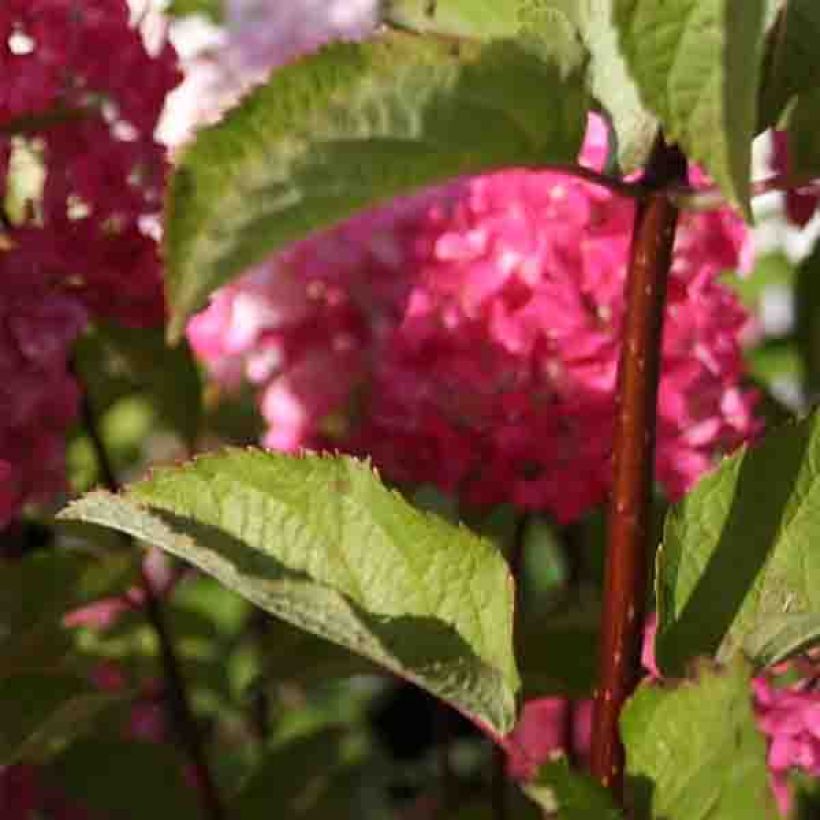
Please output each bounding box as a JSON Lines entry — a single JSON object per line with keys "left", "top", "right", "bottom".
{"left": 76, "top": 384, "right": 226, "bottom": 820}
{"left": 249, "top": 610, "right": 272, "bottom": 742}
{"left": 490, "top": 513, "right": 530, "bottom": 820}
{"left": 589, "top": 136, "right": 687, "bottom": 799}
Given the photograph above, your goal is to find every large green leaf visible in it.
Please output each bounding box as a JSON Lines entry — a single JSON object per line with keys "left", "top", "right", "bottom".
{"left": 656, "top": 412, "right": 820, "bottom": 676}
{"left": 164, "top": 34, "right": 587, "bottom": 339}
{"left": 621, "top": 661, "right": 778, "bottom": 819}
{"left": 60, "top": 450, "right": 519, "bottom": 736}
{"left": 614, "top": 0, "right": 767, "bottom": 215}
{"left": 0, "top": 674, "right": 118, "bottom": 764}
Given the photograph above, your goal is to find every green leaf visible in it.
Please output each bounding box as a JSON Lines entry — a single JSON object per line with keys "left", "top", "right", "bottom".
{"left": 256, "top": 617, "right": 379, "bottom": 686}
{"left": 46, "top": 740, "right": 199, "bottom": 819}
{"left": 614, "top": 0, "right": 767, "bottom": 215}
{"left": 656, "top": 412, "right": 820, "bottom": 676}
{"left": 579, "top": 0, "right": 657, "bottom": 172}
{"left": 743, "top": 612, "right": 820, "bottom": 668}
{"left": 164, "top": 34, "right": 588, "bottom": 339}
{"left": 60, "top": 449, "right": 520, "bottom": 736}
{"left": 758, "top": 0, "right": 820, "bottom": 128}
{"left": 382, "top": 0, "right": 658, "bottom": 171}
{"left": 232, "top": 728, "right": 354, "bottom": 818}
{"left": 518, "top": 603, "right": 600, "bottom": 698}
{"left": 0, "top": 549, "right": 135, "bottom": 675}
{"left": 74, "top": 322, "right": 202, "bottom": 448}
{"left": 383, "top": 0, "right": 534, "bottom": 37}
{"left": 382, "top": 0, "right": 586, "bottom": 74}
{"left": 0, "top": 674, "right": 118, "bottom": 764}
{"left": 524, "top": 757, "right": 623, "bottom": 818}
{"left": 797, "top": 241, "right": 820, "bottom": 400}
{"left": 166, "top": 0, "right": 223, "bottom": 22}
{"left": 621, "top": 660, "right": 778, "bottom": 819}
{"left": 785, "top": 87, "right": 820, "bottom": 178}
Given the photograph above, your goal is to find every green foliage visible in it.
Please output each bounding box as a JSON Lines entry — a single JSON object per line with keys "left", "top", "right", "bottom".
{"left": 621, "top": 660, "right": 778, "bottom": 819}
{"left": 524, "top": 756, "right": 623, "bottom": 818}
{"left": 0, "top": 674, "right": 118, "bottom": 764}
{"left": 785, "top": 87, "right": 820, "bottom": 177}
{"left": 166, "top": 0, "right": 223, "bottom": 22}
{"left": 518, "top": 603, "right": 600, "bottom": 698}
{"left": 164, "top": 34, "right": 588, "bottom": 338}
{"left": 0, "top": 549, "right": 135, "bottom": 675}
{"left": 382, "top": 0, "right": 586, "bottom": 74}
{"left": 656, "top": 412, "right": 820, "bottom": 675}
{"left": 579, "top": 0, "right": 656, "bottom": 172}
{"left": 614, "top": 0, "right": 766, "bottom": 215}
{"left": 232, "top": 728, "right": 360, "bottom": 818}
{"left": 61, "top": 449, "right": 520, "bottom": 736}
{"left": 757, "top": 0, "right": 820, "bottom": 128}
{"left": 46, "top": 740, "right": 200, "bottom": 818}
{"left": 796, "top": 242, "right": 820, "bottom": 400}
{"left": 382, "top": 0, "right": 657, "bottom": 171}
{"left": 382, "top": 0, "right": 550, "bottom": 38}
{"left": 74, "top": 322, "right": 202, "bottom": 448}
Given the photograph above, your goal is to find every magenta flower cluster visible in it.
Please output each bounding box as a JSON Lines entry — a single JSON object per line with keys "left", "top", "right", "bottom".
{"left": 189, "top": 117, "right": 758, "bottom": 523}
{"left": 755, "top": 672, "right": 820, "bottom": 814}
{"left": 0, "top": 0, "right": 180, "bottom": 525}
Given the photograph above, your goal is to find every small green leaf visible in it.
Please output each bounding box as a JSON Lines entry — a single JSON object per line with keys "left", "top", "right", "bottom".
{"left": 614, "top": 0, "right": 767, "bottom": 215}
{"left": 383, "top": 0, "right": 530, "bottom": 37}
{"left": 621, "top": 660, "right": 778, "bottom": 819}
{"left": 757, "top": 0, "right": 820, "bottom": 128}
{"left": 164, "top": 34, "right": 588, "bottom": 339}
{"left": 743, "top": 613, "right": 820, "bottom": 668}
{"left": 46, "top": 740, "right": 199, "bottom": 819}
{"left": 785, "top": 87, "right": 820, "bottom": 178}
{"left": 232, "top": 729, "right": 354, "bottom": 818}
{"left": 518, "top": 603, "right": 600, "bottom": 698}
{"left": 61, "top": 449, "right": 519, "bottom": 736}
{"left": 74, "top": 322, "right": 202, "bottom": 448}
{"left": 656, "top": 412, "right": 820, "bottom": 676}
{"left": 0, "top": 550, "right": 135, "bottom": 675}
{"left": 382, "top": 0, "right": 586, "bottom": 75}
{"left": 0, "top": 674, "right": 118, "bottom": 764}
{"left": 579, "top": 0, "right": 657, "bottom": 172}
{"left": 524, "top": 756, "right": 623, "bottom": 818}
{"left": 796, "top": 242, "right": 820, "bottom": 400}
{"left": 166, "top": 0, "right": 223, "bottom": 22}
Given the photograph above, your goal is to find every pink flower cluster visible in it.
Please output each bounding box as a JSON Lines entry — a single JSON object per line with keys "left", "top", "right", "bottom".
{"left": 508, "top": 619, "right": 820, "bottom": 816}
{"left": 190, "top": 118, "right": 758, "bottom": 523}
{"left": 0, "top": 0, "right": 180, "bottom": 526}
{"left": 755, "top": 672, "right": 820, "bottom": 815}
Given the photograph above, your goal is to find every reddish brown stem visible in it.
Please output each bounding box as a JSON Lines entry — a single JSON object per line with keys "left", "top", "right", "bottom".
{"left": 589, "top": 137, "right": 687, "bottom": 799}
